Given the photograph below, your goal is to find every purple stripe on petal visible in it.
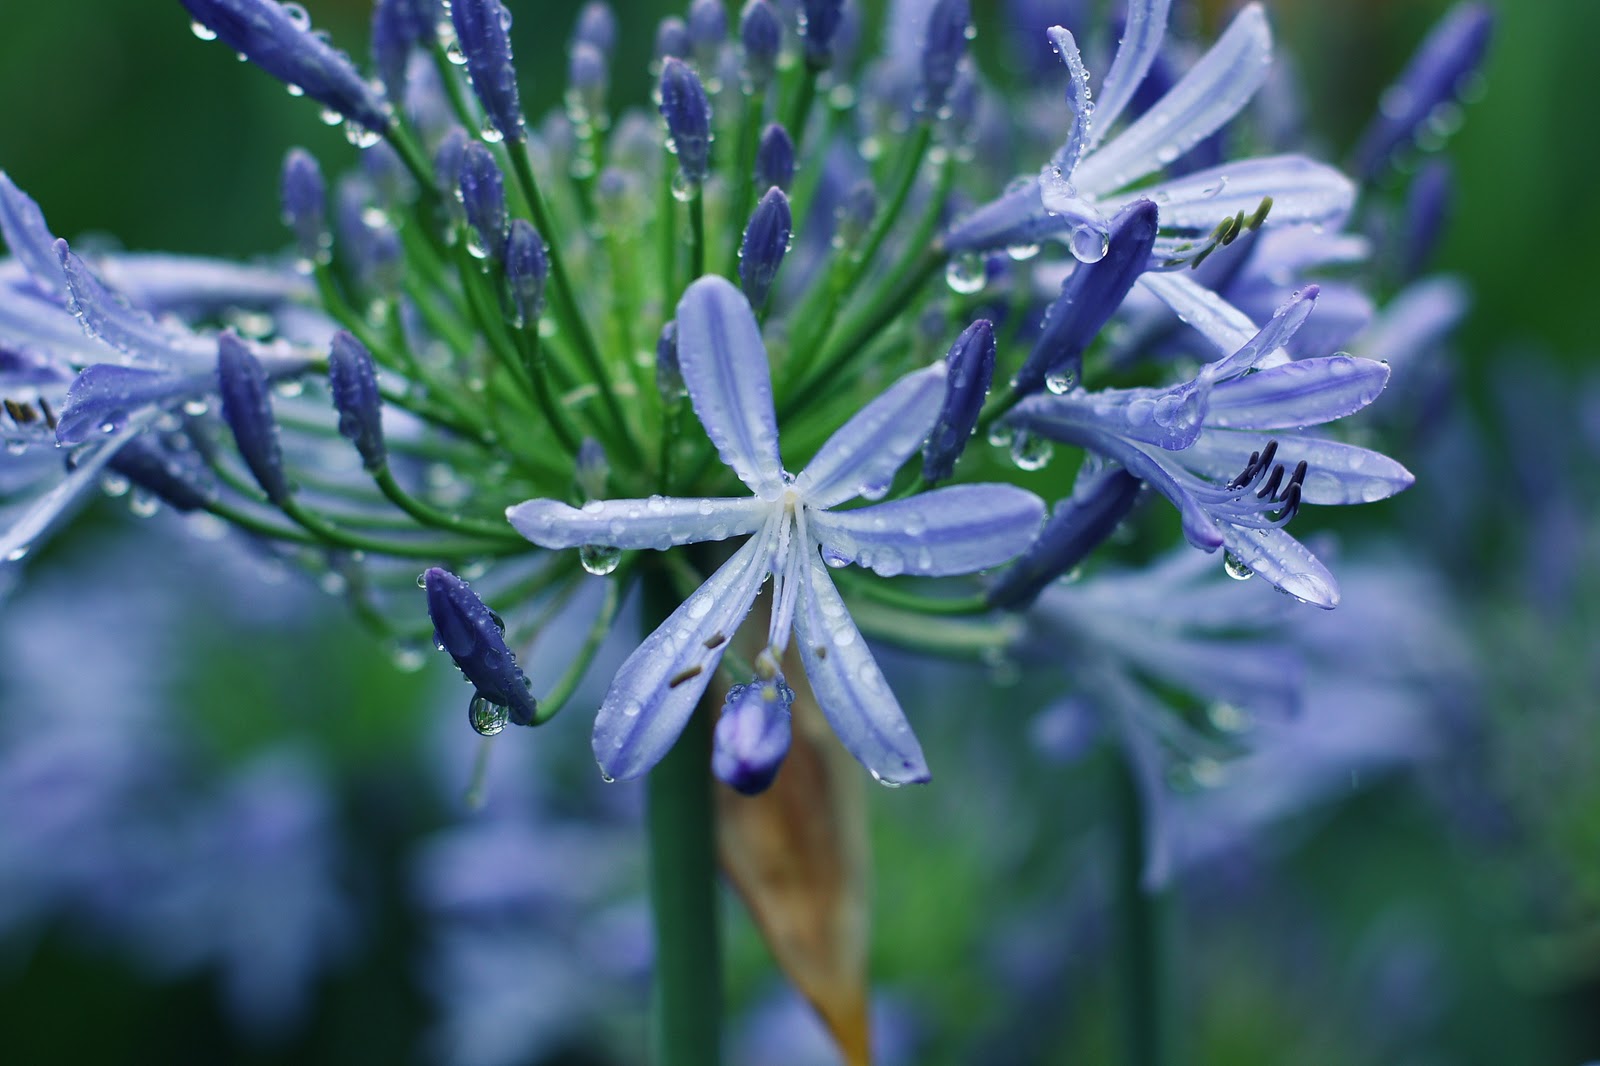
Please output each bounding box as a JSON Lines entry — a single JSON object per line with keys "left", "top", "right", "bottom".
{"left": 506, "top": 495, "right": 769, "bottom": 551}
{"left": 675, "top": 276, "right": 784, "bottom": 497}
{"left": 809, "top": 483, "right": 1045, "bottom": 577}
{"left": 794, "top": 553, "right": 930, "bottom": 785}
{"left": 593, "top": 529, "right": 774, "bottom": 780}
{"left": 1206, "top": 355, "right": 1390, "bottom": 429}
{"left": 795, "top": 362, "right": 947, "bottom": 508}
{"left": 1072, "top": 4, "right": 1272, "bottom": 198}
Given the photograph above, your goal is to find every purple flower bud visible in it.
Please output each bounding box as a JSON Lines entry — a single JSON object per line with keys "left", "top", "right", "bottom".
{"left": 217, "top": 331, "right": 290, "bottom": 505}
{"left": 450, "top": 0, "right": 525, "bottom": 144}
{"left": 655, "top": 16, "right": 691, "bottom": 63}
{"left": 432, "top": 127, "right": 471, "bottom": 221}
{"left": 1404, "top": 159, "right": 1452, "bottom": 279}
{"left": 986, "top": 467, "right": 1143, "bottom": 610}
{"left": 327, "top": 331, "right": 386, "bottom": 471}
{"left": 568, "top": 40, "right": 608, "bottom": 103}
{"left": 280, "top": 148, "right": 327, "bottom": 265}
{"left": 372, "top": 0, "right": 439, "bottom": 102}
{"left": 922, "top": 319, "right": 995, "bottom": 483}
{"left": 688, "top": 0, "right": 728, "bottom": 71}
{"left": 739, "top": 187, "right": 792, "bottom": 309}
{"left": 361, "top": 140, "right": 417, "bottom": 208}
{"left": 656, "top": 320, "right": 684, "bottom": 399}
{"left": 799, "top": 0, "right": 846, "bottom": 69}
{"left": 503, "top": 219, "right": 548, "bottom": 324}
{"left": 180, "top": 0, "right": 390, "bottom": 134}
{"left": 1353, "top": 2, "right": 1493, "bottom": 180}
{"left": 754, "top": 122, "right": 795, "bottom": 191}
{"left": 574, "top": 2, "right": 618, "bottom": 54}
{"left": 424, "top": 568, "right": 540, "bottom": 729}
{"left": 740, "top": 0, "right": 782, "bottom": 89}
{"left": 659, "top": 58, "right": 713, "bottom": 185}
{"left": 835, "top": 180, "right": 877, "bottom": 248}
{"left": 574, "top": 438, "right": 609, "bottom": 500}
{"left": 712, "top": 673, "right": 794, "bottom": 794}
{"left": 107, "top": 436, "right": 214, "bottom": 513}
{"left": 459, "top": 142, "right": 509, "bottom": 261}
{"left": 919, "top": 0, "right": 970, "bottom": 114}
{"left": 1014, "top": 199, "right": 1158, "bottom": 397}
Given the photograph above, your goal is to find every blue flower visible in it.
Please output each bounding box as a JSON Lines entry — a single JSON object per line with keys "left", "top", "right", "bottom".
{"left": 945, "top": 3, "right": 1354, "bottom": 267}
{"left": 508, "top": 276, "right": 1045, "bottom": 784}
{"left": 1007, "top": 288, "right": 1412, "bottom": 606}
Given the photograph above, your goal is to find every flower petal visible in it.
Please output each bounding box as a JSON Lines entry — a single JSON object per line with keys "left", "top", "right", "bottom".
{"left": 1175, "top": 429, "right": 1415, "bottom": 505}
{"left": 794, "top": 362, "right": 946, "bottom": 509}
{"left": 57, "top": 241, "right": 216, "bottom": 370}
{"left": 1200, "top": 284, "right": 1320, "bottom": 381}
{"left": 676, "top": 275, "right": 785, "bottom": 497}
{"left": 507, "top": 494, "right": 769, "bottom": 550}
{"left": 1137, "top": 155, "right": 1354, "bottom": 233}
{"left": 1072, "top": 4, "right": 1273, "bottom": 198}
{"left": 1087, "top": 0, "right": 1173, "bottom": 150}
{"left": 1206, "top": 354, "right": 1390, "bottom": 429}
{"left": 55, "top": 364, "right": 211, "bottom": 445}
{"left": 1047, "top": 26, "right": 1095, "bottom": 179}
{"left": 794, "top": 552, "right": 930, "bottom": 784}
{"left": 809, "top": 483, "right": 1046, "bottom": 577}
{"left": 1138, "top": 270, "right": 1290, "bottom": 367}
{"left": 0, "top": 417, "right": 147, "bottom": 565}
{"left": 593, "top": 528, "right": 775, "bottom": 780}
{"left": 1217, "top": 524, "right": 1339, "bottom": 608}
{"left": 0, "top": 173, "right": 67, "bottom": 299}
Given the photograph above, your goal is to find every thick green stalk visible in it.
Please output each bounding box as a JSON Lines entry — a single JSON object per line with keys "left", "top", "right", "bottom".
{"left": 1112, "top": 751, "right": 1177, "bottom": 1066}
{"left": 643, "top": 573, "right": 722, "bottom": 1066}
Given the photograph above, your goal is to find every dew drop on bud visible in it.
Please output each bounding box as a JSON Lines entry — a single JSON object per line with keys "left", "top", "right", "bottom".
{"left": 468, "top": 694, "right": 510, "bottom": 736}
{"left": 1223, "top": 550, "right": 1254, "bottom": 580}
{"left": 579, "top": 544, "right": 622, "bottom": 575}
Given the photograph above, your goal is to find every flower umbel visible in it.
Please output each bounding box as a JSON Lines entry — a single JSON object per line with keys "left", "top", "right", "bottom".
{"left": 509, "top": 277, "right": 1044, "bottom": 784}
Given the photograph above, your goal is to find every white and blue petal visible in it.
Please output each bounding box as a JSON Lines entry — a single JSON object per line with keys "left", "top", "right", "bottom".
{"left": 1011, "top": 377, "right": 1212, "bottom": 452}
{"left": 1072, "top": 4, "right": 1273, "bottom": 198}
{"left": 592, "top": 525, "right": 777, "bottom": 781}
{"left": 1174, "top": 430, "right": 1415, "bottom": 505}
{"left": 57, "top": 241, "right": 218, "bottom": 370}
{"left": 0, "top": 173, "right": 67, "bottom": 299}
{"left": 1217, "top": 524, "right": 1339, "bottom": 608}
{"left": 506, "top": 494, "right": 769, "bottom": 551}
{"left": 54, "top": 364, "right": 214, "bottom": 445}
{"left": 794, "top": 551, "right": 930, "bottom": 785}
{"left": 1138, "top": 155, "right": 1354, "bottom": 234}
{"left": 794, "top": 362, "right": 947, "bottom": 509}
{"left": 1204, "top": 355, "right": 1390, "bottom": 429}
{"left": 1085, "top": 0, "right": 1173, "bottom": 150}
{"left": 808, "top": 483, "right": 1046, "bottom": 577}
{"left": 1138, "top": 270, "right": 1292, "bottom": 367}
{"left": 1046, "top": 26, "right": 1095, "bottom": 180}
{"left": 675, "top": 275, "right": 785, "bottom": 498}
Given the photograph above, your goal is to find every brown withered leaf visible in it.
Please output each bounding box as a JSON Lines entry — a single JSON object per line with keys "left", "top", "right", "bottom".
{"left": 714, "top": 641, "right": 873, "bottom": 1066}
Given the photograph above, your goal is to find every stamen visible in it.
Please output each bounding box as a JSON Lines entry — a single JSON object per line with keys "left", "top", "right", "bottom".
{"left": 703, "top": 632, "right": 727, "bottom": 649}
{"left": 668, "top": 665, "right": 704, "bottom": 688}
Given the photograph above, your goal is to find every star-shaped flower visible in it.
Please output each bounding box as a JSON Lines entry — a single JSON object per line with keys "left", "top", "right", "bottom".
{"left": 508, "top": 276, "right": 1045, "bottom": 785}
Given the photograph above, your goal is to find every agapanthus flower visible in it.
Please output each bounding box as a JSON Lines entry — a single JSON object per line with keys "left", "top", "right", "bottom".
{"left": 1006, "top": 287, "right": 1412, "bottom": 606}
{"left": 509, "top": 276, "right": 1044, "bottom": 784}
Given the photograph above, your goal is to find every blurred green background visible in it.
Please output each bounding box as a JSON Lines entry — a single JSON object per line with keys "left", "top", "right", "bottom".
{"left": 3, "top": 2, "right": 1597, "bottom": 1064}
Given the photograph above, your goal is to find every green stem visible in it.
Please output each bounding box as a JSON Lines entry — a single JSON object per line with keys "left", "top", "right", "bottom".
{"left": 689, "top": 191, "right": 707, "bottom": 281}
{"left": 531, "top": 566, "right": 630, "bottom": 724}
{"left": 643, "top": 572, "right": 722, "bottom": 1066}
{"left": 1112, "top": 750, "right": 1176, "bottom": 1066}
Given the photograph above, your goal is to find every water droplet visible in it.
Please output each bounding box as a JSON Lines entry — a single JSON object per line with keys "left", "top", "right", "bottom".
{"left": 1006, "top": 242, "right": 1040, "bottom": 262}
{"left": 1045, "top": 368, "right": 1077, "bottom": 395}
{"left": 190, "top": 20, "right": 218, "bottom": 41}
{"left": 869, "top": 769, "right": 904, "bottom": 789}
{"left": 1067, "top": 220, "right": 1110, "bottom": 263}
{"left": 468, "top": 695, "right": 510, "bottom": 736}
{"left": 390, "top": 641, "right": 427, "bottom": 672}
{"left": 945, "top": 252, "right": 987, "bottom": 294}
{"left": 182, "top": 398, "right": 209, "bottom": 417}
{"left": 1009, "top": 430, "right": 1053, "bottom": 471}
{"left": 821, "top": 545, "right": 850, "bottom": 569}
{"left": 1207, "top": 701, "right": 1251, "bottom": 733}
{"left": 670, "top": 171, "right": 697, "bottom": 203}
{"left": 579, "top": 544, "right": 622, "bottom": 575}
{"left": 1223, "top": 551, "right": 1254, "bottom": 580}
{"left": 5, "top": 545, "right": 30, "bottom": 562}
{"left": 128, "top": 491, "right": 160, "bottom": 519}
{"left": 415, "top": 572, "right": 429, "bottom": 588}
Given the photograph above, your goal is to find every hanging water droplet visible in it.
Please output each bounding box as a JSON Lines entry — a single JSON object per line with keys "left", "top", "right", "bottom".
{"left": 579, "top": 543, "right": 622, "bottom": 575}
{"left": 1223, "top": 550, "right": 1254, "bottom": 580}
{"left": 669, "top": 171, "right": 697, "bottom": 203}
{"left": 987, "top": 421, "right": 1015, "bottom": 449}
{"left": 1206, "top": 701, "right": 1251, "bottom": 733}
{"left": 5, "top": 545, "right": 30, "bottom": 562}
{"left": 1009, "top": 430, "right": 1053, "bottom": 471}
{"left": 1067, "top": 220, "right": 1110, "bottom": 263}
{"left": 1006, "top": 242, "right": 1040, "bottom": 262}
{"left": 101, "top": 472, "right": 130, "bottom": 498}
{"left": 390, "top": 641, "right": 427, "bottom": 672}
{"left": 1044, "top": 368, "right": 1077, "bottom": 395}
{"left": 415, "top": 572, "right": 429, "bottom": 588}
{"left": 868, "top": 769, "right": 904, "bottom": 789}
{"left": 468, "top": 694, "right": 510, "bottom": 736}
{"left": 945, "top": 252, "right": 987, "bottom": 294}
{"left": 190, "top": 20, "right": 218, "bottom": 41}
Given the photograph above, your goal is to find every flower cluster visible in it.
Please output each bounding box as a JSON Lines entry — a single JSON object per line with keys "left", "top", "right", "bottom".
{"left": 0, "top": 0, "right": 1490, "bottom": 804}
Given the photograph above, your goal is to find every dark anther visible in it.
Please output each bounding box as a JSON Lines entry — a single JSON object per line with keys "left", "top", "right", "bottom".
{"left": 1228, "top": 448, "right": 1262, "bottom": 488}
{"left": 703, "top": 632, "right": 727, "bottom": 649}
{"left": 4, "top": 398, "right": 38, "bottom": 425}
{"left": 1256, "top": 462, "right": 1285, "bottom": 500}
{"left": 813, "top": 644, "right": 828, "bottom": 660}
{"left": 1248, "top": 196, "right": 1273, "bottom": 230}
{"left": 668, "top": 665, "right": 704, "bottom": 688}
{"left": 1277, "top": 481, "right": 1303, "bottom": 522}
{"left": 38, "top": 398, "right": 56, "bottom": 430}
